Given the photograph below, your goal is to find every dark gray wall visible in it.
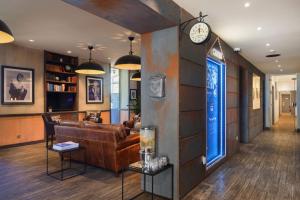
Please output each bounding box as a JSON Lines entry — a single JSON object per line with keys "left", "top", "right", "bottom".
{"left": 141, "top": 26, "right": 180, "bottom": 199}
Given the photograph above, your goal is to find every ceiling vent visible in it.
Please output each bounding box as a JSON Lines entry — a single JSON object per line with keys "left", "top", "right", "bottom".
{"left": 266, "top": 53, "right": 281, "bottom": 58}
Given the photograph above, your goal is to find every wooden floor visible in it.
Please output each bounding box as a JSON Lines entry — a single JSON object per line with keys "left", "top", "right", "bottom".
{"left": 184, "top": 114, "right": 300, "bottom": 200}
{"left": 0, "top": 144, "right": 161, "bottom": 200}
{"left": 0, "top": 114, "right": 299, "bottom": 200}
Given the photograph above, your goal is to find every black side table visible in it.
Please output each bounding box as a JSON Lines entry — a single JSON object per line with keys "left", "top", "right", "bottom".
{"left": 122, "top": 162, "right": 174, "bottom": 200}
{"left": 46, "top": 146, "right": 87, "bottom": 181}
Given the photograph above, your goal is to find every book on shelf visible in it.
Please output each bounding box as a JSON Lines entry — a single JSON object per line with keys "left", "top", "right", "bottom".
{"left": 67, "top": 76, "right": 77, "bottom": 83}
{"left": 69, "top": 86, "right": 77, "bottom": 92}
{"left": 53, "top": 141, "right": 79, "bottom": 151}
{"left": 47, "top": 83, "right": 67, "bottom": 92}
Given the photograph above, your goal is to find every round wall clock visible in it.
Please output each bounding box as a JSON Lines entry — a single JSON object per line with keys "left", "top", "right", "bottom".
{"left": 189, "top": 22, "right": 211, "bottom": 44}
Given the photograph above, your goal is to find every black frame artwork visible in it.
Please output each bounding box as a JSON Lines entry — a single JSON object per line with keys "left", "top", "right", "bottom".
{"left": 130, "top": 89, "right": 137, "bottom": 100}
{"left": 1, "top": 65, "right": 35, "bottom": 105}
{"left": 86, "top": 76, "right": 104, "bottom": 104}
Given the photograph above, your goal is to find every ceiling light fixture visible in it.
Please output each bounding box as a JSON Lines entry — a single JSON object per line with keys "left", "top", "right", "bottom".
{"left": 257, "top": 27, "right": 262, "bottom": 31}
{"left": 76, "top": 45, "right": 105, "bottom": 75}
{"left": 266, "top": 43, "right": 270, "bottom": 47}
{"left": 67, "top": 50, "right": 72, "bottom": 54}
{"left": 130, "top": 71, "right": 141, "bottom": 81}
{"left": 275, "top": 60, "right": 279, "bottom": 63}
{"left": 29, "top": 39, "right": 35, "bottom": 42}
{"left": 280, "top": 69, "right": 283, "bottom": 72}
{"left": 115, "top": 36, "right": 141, "bottom": 70}
{"left": 278, "top": 64, "right": 281, "bottom": 68}
{"left": 270, "top": 49, "right": 275, "bottom": 52}
{"left": 0, "top": 19, "right": 14, "bottom": 44}
{"left": 244, "top": 2, "right": 251, "bottom": 8}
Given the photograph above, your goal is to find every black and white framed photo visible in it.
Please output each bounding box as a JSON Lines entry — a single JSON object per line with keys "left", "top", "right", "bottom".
{"left": 86, "top": 76, "right": 103, "bottom": 104}
{"left": 1, "top": 66, "right": 34, "bottom": 105}
{"left": 130, "top": 89, "right": 137, "bottom": 100}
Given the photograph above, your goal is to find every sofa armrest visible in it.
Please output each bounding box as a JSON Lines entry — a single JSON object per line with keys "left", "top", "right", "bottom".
{"left": 116, "top": 133, "right": 140, "bottom": 150}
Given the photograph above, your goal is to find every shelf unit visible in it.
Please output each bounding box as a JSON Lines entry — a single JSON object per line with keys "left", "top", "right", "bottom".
{"left": 44, "top": 51, "right": 79, "bottom": 112}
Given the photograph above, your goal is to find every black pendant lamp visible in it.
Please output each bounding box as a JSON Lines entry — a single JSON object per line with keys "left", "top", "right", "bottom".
{"left": 130, "top": 71, "right": 141, "bottom": 81}
{"left": 0, "top": 20, "right": 14, "bottom": 44}
{"left": 115, "top": 36, "right": 141, "bottom": 70}
{"left": 76, "top": 45, "right": 105, "bottom": 75}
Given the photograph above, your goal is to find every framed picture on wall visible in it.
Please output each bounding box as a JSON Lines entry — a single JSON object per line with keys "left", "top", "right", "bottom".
{"left": 86, "top": 76, "right": 103, "bottom": 104}
{"left": 1, "top": 65, "right": 34, "bottom": 105}
{"left": 130, "top": 89, "right": 137, "bottom": 100}
{"left": 252, "top": 73, "right": 261, "bottom": 110}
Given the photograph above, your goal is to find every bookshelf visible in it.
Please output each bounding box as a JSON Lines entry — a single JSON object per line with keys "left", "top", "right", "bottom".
{"left": 44, "top": 51, "right": 79, "bottom": 112}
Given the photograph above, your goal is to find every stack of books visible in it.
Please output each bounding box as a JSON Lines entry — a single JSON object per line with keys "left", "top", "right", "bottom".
{"left": 53, "top": 141, "right": 79, "bottom": 151}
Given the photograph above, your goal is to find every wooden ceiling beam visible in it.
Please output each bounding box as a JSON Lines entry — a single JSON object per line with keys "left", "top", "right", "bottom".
{"left": 63, "top": 0, "right": 192, "bottom": 33}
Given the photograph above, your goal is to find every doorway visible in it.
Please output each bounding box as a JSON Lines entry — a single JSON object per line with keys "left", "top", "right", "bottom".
{"left": 206, "top": 57, "right": 226, "bottom": 167}
{"left": 281, "top": 94, "right": 291, "bottom": 113}
{"left": 270, "top": 74, "right": 297, "bottom": 132}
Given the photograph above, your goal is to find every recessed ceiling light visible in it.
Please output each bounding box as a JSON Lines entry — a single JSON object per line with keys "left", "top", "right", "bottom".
{"left": 257, "top": 27, "right": 262, "bottom": 31}
{"left": 29, "top": 39, "right": 35, "bottom": 42}
{"left": 107, "top": 57, "right": 111, "bottom": 60}
{"left": 266, "top": 43, "right": 270, "bottom": 47}
{"left": 275, "top": 60, "right": 279, "bottom": 63}
{"left": 269, "top": 49, "right": 275, "bottom": 52}
{"left": 278, "top": 64, "right": 281, "bottom": 68}
{"left": 280, "top": 69, "right": 283, "bottom": 72}
{"left": 67, "top": 50, "right": 72, "bottom": 54}
{"left": 244, "top": 2, "right": 251, "bottom": 8}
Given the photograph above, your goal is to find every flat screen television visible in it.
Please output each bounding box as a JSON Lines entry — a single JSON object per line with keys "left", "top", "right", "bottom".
{"left": 47, "top": 93, "right": 76, "bottom": 112}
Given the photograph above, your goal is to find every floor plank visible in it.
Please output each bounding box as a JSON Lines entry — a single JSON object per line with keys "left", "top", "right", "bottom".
{"left": 183, "top": 114, "right": 299, "bottom": 200}
{"left": 0, "top": 114, "right": 298, "bottom": 200}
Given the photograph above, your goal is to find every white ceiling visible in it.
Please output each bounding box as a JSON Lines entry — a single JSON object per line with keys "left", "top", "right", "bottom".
{"left": 0, "top": 0, "right": 140, "bottom": 65}
{"left": 1, "top": 0, "right": 299, "bottom": 74}
{"left": 173, "top": 0, "right": 300, "bottom": 74}
{"left": 272, "top": 74, "right": 297, "bottom": 91}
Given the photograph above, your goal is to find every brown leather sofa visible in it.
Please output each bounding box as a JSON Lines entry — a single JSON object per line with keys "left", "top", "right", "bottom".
{"left": 54, "top": 121, "right": 140, "bottom": 174}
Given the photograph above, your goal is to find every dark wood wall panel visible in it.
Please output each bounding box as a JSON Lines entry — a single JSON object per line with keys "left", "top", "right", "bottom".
{"left": 179, "top": 30, "right": 207, "bottom": 198}
{"left": 179, "top": 111, "right": 205, "bottom": 138}
{"left": 227, "top": 92, "right": 239, "bottom": 108}
{"left": 179, "top": 157, "right": 204, "bottom": 198}
{"left": 179, "top": 86, "right": 205, "bottom": 111}
{"left": 180, "top": 58, "right": 205, "bottom": 87}
{"left": 227, "top": 77, "right": 239, "bottom": 93}
{"left": 178, "top": 27, "right": 264, "bottom": 198}
{"left": 179, "top": 34, "right": 206, "bottom": 65}
{"left": 227, "top": 122, "right": 239, "bottom": 155}
{"left": 179, "top": 134, "right": 202, "bottom": 165}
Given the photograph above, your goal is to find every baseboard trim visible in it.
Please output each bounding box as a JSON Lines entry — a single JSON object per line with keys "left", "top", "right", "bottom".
{"left": 0, "top": 140, "right": 44, "bottom": 149}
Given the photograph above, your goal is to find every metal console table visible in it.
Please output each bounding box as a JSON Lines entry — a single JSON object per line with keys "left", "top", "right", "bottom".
{"left": 122, "top": 162, "right": 174, "bottom": 200}
{"left": 46, "top": 146, "right": 87, "bottom": 181}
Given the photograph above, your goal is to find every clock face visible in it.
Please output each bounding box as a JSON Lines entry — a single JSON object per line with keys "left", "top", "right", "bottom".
{"left": 189, "top": 22, "right": 210, "bottom": 44}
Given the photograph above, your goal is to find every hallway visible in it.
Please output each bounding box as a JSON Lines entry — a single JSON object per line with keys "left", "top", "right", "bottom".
{"left": 184, "top": 120, "right": 300, "bottom": 199}
{"left": 272, "top": 114, "right": 296, "bottom": 133}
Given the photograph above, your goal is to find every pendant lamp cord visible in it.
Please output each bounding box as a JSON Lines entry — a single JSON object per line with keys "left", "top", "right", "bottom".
{"left": 88, "top": 45, "right": 93, "bottom": 62}
{"left": 128, "top": 36, "right": 134, "bottom": 55}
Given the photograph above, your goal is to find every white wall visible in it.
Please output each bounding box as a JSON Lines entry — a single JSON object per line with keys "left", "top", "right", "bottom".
{"left": 265, "top": 74, "right": 300, "bottom": 127}
{"left": 265, "top": 74, "right": 271, "bottom": 128}
{"left": 277, "top": 80, "right": 295, "bottom": 91}
{"left": 297, "top": 73, "right": 300, "bottom": 130}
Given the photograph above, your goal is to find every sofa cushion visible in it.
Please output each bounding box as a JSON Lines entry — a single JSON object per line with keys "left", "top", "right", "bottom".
{"left": 82, "top": 122, "right": 127, "bottom": 141}
{"left": 116, "top": 133, "right": 140, "bottom": 150}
